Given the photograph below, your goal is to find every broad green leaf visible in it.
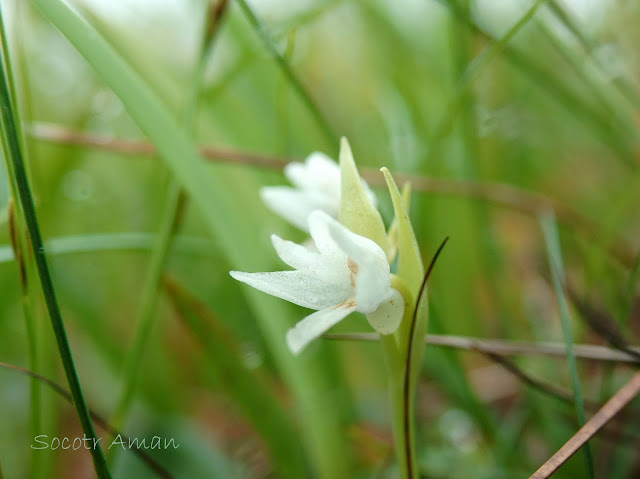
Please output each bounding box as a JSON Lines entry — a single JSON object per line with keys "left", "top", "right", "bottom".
{"left": 339, "top": 137, "right": 389, "bottom": 255}
{"left": 29, "top": 1, "right": 350, "bottom": 477}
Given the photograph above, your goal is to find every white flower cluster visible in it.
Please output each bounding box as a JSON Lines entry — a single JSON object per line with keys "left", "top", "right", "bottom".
{"left": 230, "top": 141, "right": 403, "bottom": 354}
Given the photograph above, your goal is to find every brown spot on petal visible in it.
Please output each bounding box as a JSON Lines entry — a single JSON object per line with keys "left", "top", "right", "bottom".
{"left": 333, "top": 299, "right": 356, "bottom": 310}
{"left": 347, "top": 258, "right": 359, "bottom": 275}
{"left": 347, "top": 258, "right": 359, "bottom": 287}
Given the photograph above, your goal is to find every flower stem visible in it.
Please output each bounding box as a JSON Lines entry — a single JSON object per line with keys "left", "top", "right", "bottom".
{"left": 382, "top": 277, "right": 418, "bottom": 479}
{"left": 382, "top": 239, "right": 448, "bottom": 477}
{"left": 0, "top": 17, "right": 112, "bottom": 479}
{"left": 382, "top": 332, "right": 417, "bottom": 479}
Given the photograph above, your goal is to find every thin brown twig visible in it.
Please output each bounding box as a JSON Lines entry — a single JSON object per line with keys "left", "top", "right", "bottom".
{"left": 482, "top": 352, "right": 600, "bottom": 410}
{"left": 0, "top": 361, "right": 174, "bottom": 479}
{"left": 26, "top": 122, "right": 636, "bottom": 267}
{"left": 27, "top": 122, "right": 290, "bottom": 169}
{"left": 486, "top": 352, "right": 640, "bottom": 445}
{"left": 529, "top": 370, "right": 640, "bottom": 479}
{"left": 323, "top": 332, "right": 640, "bottom": 364}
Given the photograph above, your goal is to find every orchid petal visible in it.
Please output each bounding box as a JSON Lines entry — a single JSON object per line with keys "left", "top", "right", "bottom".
{"left": 271, "top": 234, "right": 350, "bottom": 286}
{"left": 308, "top": 210, "right": 343, "bottom": 255}
{"left": 261, "top": 144, "right": 380, "bottom": 234}
{"left": 325, "top": 215, "right": 388, "bottom": 266}
{"left": 324, "top": 214, "right": 390, "bottom": 313}
{"left": 286, "top": 301, "right": 357, "bottom": 355}
{"left": 285, "top": 152, "right": 340, "bottom": 195}
{"left": 230, "top": 270, "right": 351, "bottom": 310}
{"left": 260, "top": 187, "right": 336, "bottom": 231}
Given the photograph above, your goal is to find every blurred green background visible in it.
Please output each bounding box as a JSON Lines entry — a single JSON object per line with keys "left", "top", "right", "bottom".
{"left": 0, "top": 0, "right": 639, "bottom": 477}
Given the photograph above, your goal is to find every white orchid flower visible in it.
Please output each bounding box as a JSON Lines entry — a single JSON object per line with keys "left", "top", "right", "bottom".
{"left": 230, "top": 210, "right": 404, "bottom": 354}
{"left": 260, "top": 152, "right": 377, "bottom": 232}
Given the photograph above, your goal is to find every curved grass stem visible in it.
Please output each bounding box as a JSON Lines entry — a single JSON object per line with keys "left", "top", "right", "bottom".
{"left": 1, "top": 13, "right": 43, "bottom": 477}
{"left": 540, "top": 212, "right": 594, "bottom": 479}
{"left": 0, "top": 13, "right": 112, "bottom": 479}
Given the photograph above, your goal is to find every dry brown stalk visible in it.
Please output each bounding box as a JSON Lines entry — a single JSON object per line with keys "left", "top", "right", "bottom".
{"left": 323, "top": 332, "right": 640, "bottom": 364}
{"left": 529, "top": 370, "right": 640, "bottom": 478}
{"left": 27, "top": 122, "right": 636, "bottom": 267}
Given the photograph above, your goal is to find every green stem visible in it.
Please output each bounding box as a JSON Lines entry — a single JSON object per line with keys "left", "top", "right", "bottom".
{"left": 23, "top": 296, "right": 42, "bottom": 475}
{"left": 382, "top": 334, "right": 416, "bottom": 479}
{"left": 2, "top": 10, "right": 48, "bottom": 473}
{"left": 9, "top": 204, "right": 43, "bottom": 478}
{"left": 0, "top": 18, "right": 112, "bottom": 479}
{"left": 540, "top": 212, "right": 594, "bottom": 479}
{"left": 382, "top": 239, "right": 448, "bottom": 478}
{"left": 2, "top": 11, "right": 42, "bottom": 472}
{"left": 381, "top": 277, "right": 419, "bottom": 479}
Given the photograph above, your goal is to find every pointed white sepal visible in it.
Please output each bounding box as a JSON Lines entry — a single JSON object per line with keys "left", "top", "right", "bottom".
{"left": 286, "top": 302, "right": 357, "bottom": 355}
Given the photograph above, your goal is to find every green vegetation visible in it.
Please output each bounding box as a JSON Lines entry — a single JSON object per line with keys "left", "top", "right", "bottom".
{"left": 0, "top": 1, "right": 639, "bottom": 478}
